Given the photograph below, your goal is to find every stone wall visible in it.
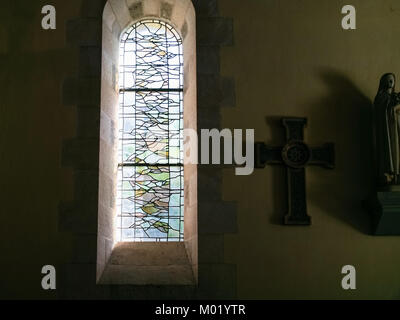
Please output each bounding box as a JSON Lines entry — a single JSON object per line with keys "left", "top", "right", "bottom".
{"left": 59, "top": 0, "right": 237, "bottom": 299}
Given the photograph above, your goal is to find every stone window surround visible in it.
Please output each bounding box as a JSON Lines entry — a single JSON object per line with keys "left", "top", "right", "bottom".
{"left": 97, "top": 0, "right": 198, "bottom": 285}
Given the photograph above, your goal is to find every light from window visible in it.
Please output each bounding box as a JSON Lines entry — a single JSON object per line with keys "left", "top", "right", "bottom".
{"left": 117, "top": 19, "right": 184, "bottom": 242}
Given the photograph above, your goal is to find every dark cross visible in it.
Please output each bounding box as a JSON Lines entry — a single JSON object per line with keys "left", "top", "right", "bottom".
{"left": 255, "top": 117, "right": 335, "bottom": 225}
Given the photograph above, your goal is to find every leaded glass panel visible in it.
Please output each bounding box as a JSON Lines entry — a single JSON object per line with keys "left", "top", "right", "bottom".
{"left": 117, "top": 19, "right": 184, "bottom": 242}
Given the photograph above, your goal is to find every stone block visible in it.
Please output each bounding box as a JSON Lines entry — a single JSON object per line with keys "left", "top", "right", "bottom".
{"left": 99, "top": 242, "right": 196, "bottom": 285}
{"left": 100, "top": 111, "right": 116, "bottom": 146}
{"left": 197, "top": 168, "right": 222, "bottom": 201}
{"left": 59, "top": 264, "right": 110, "bottom": 299}
{"left": 101, "top": 51, "right": 115, "bottom": 91}
{"left": 181, "top": 21, "right": 188, "bottom": 40}
{"left": 109, "top": 242, "right": 190, "bottom": 266}
{"left": 184, "top": 234, "right": 198, "bottom": 267}
{"left": 66, "top": 18, "right": 102, "bottom": 46}
{"left": 183, "top": 60, "right": 191, "bottom": 94}
{"left": 62, "top": 77, "right": 78, "bottom": 106}
{"left": 197, "top": 108, "right": 221, "bottom": 129}
{"left": 78, "top": 77, "right": 101, "bottom": 106}
{"left": 101, "top": 80, "right": 119, "bottom": 119}
{"left": 197, "top": 74, "right": 221, "bottom": 107}
{"left": 73, "top": 170, "right": 99, "bottom": 203}
{"left": 128, "top": 1, "right": 144, "bottom": 20}
{"left": 98, "top": 172, "right": 115, "bottom": 210}
{"left": 81, "top": 0, "right": 105, "bottom": 18}
{"left": 192, "top": 0, "right": 219, "bottom": 17}
{"left": 101, "top": 265, "right": 194, "bottom": 285}
{"left": 105, "top": 237, "right": 114, "bottom": 262}
{"left": 99, "top": 140, "right": 117, "bottom": 178}
{"left": 197, "top": 75, "right": 235, "bottom": 109}
{"left": 167, "top": 0, "right": 191, "bottom": 32}
{"left": 77, "top": 107, "right": 100, "bottom": 138}
{"left": 198, "top": 201, "right": 237, "bottom": 234}
{"left": 58, "top": 201, "right": 98, "bottom": 234}
{"left": 102, "top": 26, "right": 119, "bottom": 62}
{"left": 197, "top": 264, "right": 236, "bottom": 299}
{"left": 161, "top": 1, "right": 173, "bottom": 19}
{"left": 197, "top": 17, "right": 234, "bottom": 46}
{"left": 112, "top": 64, "right": 117, "bottom": 89}
{"left": 197, "top": 46, "right": 220, "bottom": 75}
{"left": 72, "top": 235, "right": 97, "bottom": 263}
{"left": 109, "top": 0, "right": 132, "bottom": 30}
{"left": 63, "top": 77, "right": 101, "bottom": 107}
{"left": 103, "top": 2, "right": 116, "bottom": 32}
{"left": 112, "top": 20, "right": 121, "bottom": 38}
{"left": 62, "top": 138, "right": 99, "bottom": 170}
{"left": 198, "top": 235, "right": 224, "bottom": 264}
{"left": 143, "top": 0, "right": 162, "bottom": 17}
{"left": 79, "top": 46, "right": 102, "bottom": 77}
{"left": 97, "top": 236, "right": 106, "bottom": 277}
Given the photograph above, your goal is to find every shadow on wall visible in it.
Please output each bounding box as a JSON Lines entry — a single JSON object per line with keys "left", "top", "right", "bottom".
{"left": 262, "top": 68, "right": 375, "bottom": 234}
{"left": 308, "top": 67, "right": 375, "bottom": 235}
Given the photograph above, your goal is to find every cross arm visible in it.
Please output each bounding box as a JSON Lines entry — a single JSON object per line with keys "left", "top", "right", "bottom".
{"left": 309, "top": 143, "right": 335, "bottom": 169}
{"left": 254, "top": 142, "right": 283, "bottom": 168}
{"left": 285, "top": 167, "right": 311, "bottom": 225}
{"left": 282, "top": 117, "right": 307, "bottom": 141}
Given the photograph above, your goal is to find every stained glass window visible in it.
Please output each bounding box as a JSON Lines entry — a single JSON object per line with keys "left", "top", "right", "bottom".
{"left": 117, "top": 20, "right": 184, "bottom": 242}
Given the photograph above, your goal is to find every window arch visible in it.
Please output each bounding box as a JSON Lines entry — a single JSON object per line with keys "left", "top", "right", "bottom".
{"left": 98, "top": 0, "right": 197, "bottom": 284}
{"left": 117, "top": 20, "right": 184, "bottom": 242}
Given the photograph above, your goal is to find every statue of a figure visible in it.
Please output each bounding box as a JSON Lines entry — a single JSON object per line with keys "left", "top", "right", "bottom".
{"left": 374, "top": 73, "right": 400, "bottom": 186}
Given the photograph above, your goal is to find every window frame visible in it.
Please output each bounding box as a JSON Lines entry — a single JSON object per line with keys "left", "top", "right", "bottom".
{"left": 97, "top": 0, "right": 198, "bottom": 285}
{"left": 117, "top": 19, "right": 185, "bottom": 242}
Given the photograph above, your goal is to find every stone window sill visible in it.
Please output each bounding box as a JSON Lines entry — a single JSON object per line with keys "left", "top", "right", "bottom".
{"left": 98, "top": 242, "right": 195, "bottom": 285}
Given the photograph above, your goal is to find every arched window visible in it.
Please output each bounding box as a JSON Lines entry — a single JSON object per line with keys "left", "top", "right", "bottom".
{"left": 98, "top": 0, "right": 197, "bottom": 284}
{"left": 117, "top": 20, "right": 184, "bottom": 242}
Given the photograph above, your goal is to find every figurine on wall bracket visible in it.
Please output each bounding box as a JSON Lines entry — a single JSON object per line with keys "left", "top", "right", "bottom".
{"left": 374, "top": 73, "right": 400, "bottom": 188}
{"left": 370, "top": 73, "right": 400, "bottom": 235}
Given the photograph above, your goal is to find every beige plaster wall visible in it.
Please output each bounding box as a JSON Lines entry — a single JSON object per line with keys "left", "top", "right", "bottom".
{"left": 220, "top": 0, "right": 400, "bottom": 299}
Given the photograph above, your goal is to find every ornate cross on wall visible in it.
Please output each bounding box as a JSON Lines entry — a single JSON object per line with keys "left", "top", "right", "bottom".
{"left": 255, "top": 117, "right": 335, "bottom": 225}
